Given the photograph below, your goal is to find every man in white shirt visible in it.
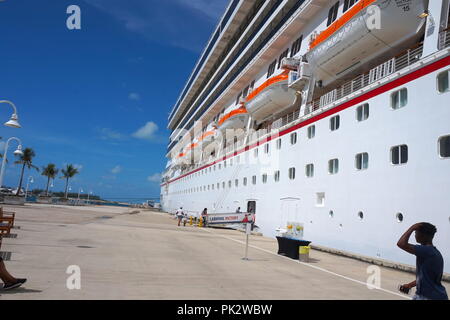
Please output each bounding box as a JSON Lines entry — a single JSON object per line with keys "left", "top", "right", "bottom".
{"left": 176, "top": 207, "right": 184, "bottom": 226}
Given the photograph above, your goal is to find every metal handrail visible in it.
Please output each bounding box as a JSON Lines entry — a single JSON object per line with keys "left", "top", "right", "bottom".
{"left": 306, "top": 44, "right": 424, "bottom": 113}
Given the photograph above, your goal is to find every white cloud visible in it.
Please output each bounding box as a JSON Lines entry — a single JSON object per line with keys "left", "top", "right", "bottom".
{"left": 132, "top": 121, "right": 159, "bottom": 141}
{"left": 111, "top": 165, "right": 122, "bottom": 174}
{"left": 98, "top": 128, "right": 126, "bottom": 141}
{"left": 128, "top": 92, "right": 141, "bottom": 101}
{"left": 147, "top": 173, "right": 162, "bottom": 183}
{"left": 74, "top": 164, "right": 83, "bottom": 171}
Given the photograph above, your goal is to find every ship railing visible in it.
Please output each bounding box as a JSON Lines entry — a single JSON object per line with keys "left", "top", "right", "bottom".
{"left": 270, "top": 109, "right": 300, "bottom": 131}
{"left": 439, "top": 27, "right": 450, "bottom": 50}
{"left": 306, "top": 43, "right": 424, "bottom": 113}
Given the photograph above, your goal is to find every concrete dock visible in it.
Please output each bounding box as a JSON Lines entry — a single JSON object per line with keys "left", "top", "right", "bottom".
{"left": 1, "top": 203, "right": 448, "bottom": 300}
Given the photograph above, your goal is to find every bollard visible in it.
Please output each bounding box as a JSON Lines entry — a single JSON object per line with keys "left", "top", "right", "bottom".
{"left": 189, "top": 216, "right": 193, "bottom": 226}
{"left": 199, "top": 217, "right": 203, "bottom": 227}
{"left": 299, "top": 245, "right": 310, "bottom": 262}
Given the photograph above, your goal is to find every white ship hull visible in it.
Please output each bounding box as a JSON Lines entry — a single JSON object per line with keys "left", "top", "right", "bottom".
{"left": 163, "top": 0, "right": 450, "bottom": 273}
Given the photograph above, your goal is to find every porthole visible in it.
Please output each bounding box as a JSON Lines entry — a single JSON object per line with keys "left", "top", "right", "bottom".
{"left": 358, "top": 211, "right": 364, "bottom": 220}
{"left": 396, "top": 213, "right": 404, "bottom": 223}
{"left": 329, "top": 210, "right": 334, "bottom": 218}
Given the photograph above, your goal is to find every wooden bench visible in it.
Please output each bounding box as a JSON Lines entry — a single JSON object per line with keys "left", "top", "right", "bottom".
{"left": 0, "top": 207, "right": 15, "bottom": 228}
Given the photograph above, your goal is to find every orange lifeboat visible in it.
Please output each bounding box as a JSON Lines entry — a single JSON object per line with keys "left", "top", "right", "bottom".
{"left": 245, "top": 70, "right": 297, "bottom": 122}
{"left": 218, "top": 106, "right": 249, "bottom": 132}
{"left": 306, "top": 0, "right": 426, "bottom": 86}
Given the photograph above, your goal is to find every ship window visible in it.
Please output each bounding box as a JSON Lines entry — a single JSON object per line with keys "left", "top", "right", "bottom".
{"left": 243, "top": 177, "right": 247, "bottom": 186}
{"left": 254, "top": 148, "right": 259, "bottom": 157}
{"left": 274, "top": 170, "right": 280, "bottom": 182}
{"left": 343, "top": 0, "right": 357, "bottom": 13}
{"left": 267, "top": 60, "right": 277, "bottom": 78}
{"left": 290, "top": 132, "right": 297, "bottom": 145}
{"left": 235, "top": 179, "right": 239, "bottom": 187}
{"left": 278, "top": 48, "right": 289, "bottom": 69}
{"left": 277, "top": 138, "right": 281, "bottom": 150}
{"left": 288, "top": 167, "right": 296, "bottom": 180}
{"left": 355, "top": 152, "right": 369, "bottom": 170}
{"left": 330, "top": 115, "right": 340, "bottom": 131}
{"left": 291, "top": 35, "right": 303, "bottom": 57}
{"left": 249, "top": 80, "right": 255, "bottom": 93}
{"left": 356, "top": 104, "right": 369, "bottom": 121}
{"left": 439, "top": 135, "right": 450, "bottom": 158}
{"left": 224, "top": 161, "right": 227, "bottom": 168}
{"left": 252, "top": 175, "right": 257, "bottom": 185}
{"left": 228, "top": 180, "right": 232, "bottom": 188}
{"left": 358, "top": 211, "right": 364, "bottom": 220}
{"left": 219, "top": 164, "right": 221, "bottom": 170}
{"left": 307, "top": 125, "right": 315, "bottom": 139}
{"left": 262, "top": 174, "right": 268, "bottom": 184}
{"left": 217, "top": 183, "right": 220, "bottom": 189}
{"left": 328, "top": 159, "right": 339, "bottom": 174}
{"left": 230, "top": 159, "right": 233, "bottom": 166}
{"left": 264, "top": 143, "right": 270, "bottom": 154}
{"left": 327, "top": 1, "right": 340, "bottom": 27}
{"left": 391, "top": 88, "right": 408, "bottom": 109}
{"left": 222, "top": 182, "right": 225, "bottom": 189}
{"left": 306, "top": 164, "right": 314, "bottom": 177}
{"left": 236, "top": 92, "right": 242, "bottom": 105}
{"left": 437, "top": 70, "right": 450, "bottom": 93}
{"left": 391, "top": 145, "right": 408, "bottom": 165}
{"left": 242, "top": 85, "right": 250, "bottom": 98}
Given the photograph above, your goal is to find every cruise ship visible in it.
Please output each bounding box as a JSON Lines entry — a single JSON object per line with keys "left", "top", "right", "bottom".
{"left": 161, "top": 0, "right": 450, "bottom": 273}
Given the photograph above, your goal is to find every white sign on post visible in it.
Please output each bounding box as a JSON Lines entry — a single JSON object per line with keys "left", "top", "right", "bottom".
{"left": 206, "top": 212, "right": 253, "bottom": 260}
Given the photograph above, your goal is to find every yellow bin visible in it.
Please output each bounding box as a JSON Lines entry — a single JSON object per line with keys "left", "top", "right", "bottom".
{"left": 299, "top": 245, "right": 310, "bottom": 262}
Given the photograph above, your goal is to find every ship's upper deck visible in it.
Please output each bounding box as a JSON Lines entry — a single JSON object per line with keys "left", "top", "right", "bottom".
{"left": 167, "top": 0, "right": 326, "bottom": 152}
{"left": 168, "top": 0, "right": 255, "bottom": 130}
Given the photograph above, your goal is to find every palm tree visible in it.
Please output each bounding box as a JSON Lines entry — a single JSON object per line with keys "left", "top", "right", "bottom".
{"left": 14, "top": 147, "right": 39, "bottom": 196}
{"left": 61, "top": 164, "right": 79, "bottom": 199}
{"left": 42, "top": 164, "right": 59, "bottom": 196}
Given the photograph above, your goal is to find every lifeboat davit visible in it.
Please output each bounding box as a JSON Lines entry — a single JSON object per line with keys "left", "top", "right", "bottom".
{"left": 184, "top": 140, "right": 202, "bottom": 164}
{"left": 306, "top": 0, "right": 426, "bottom": 86}
{"left": 218, "top": 106, "right": 249, "bottom": 132}
{"left": 245, "top": 71, "right": 297, "bottom": 122}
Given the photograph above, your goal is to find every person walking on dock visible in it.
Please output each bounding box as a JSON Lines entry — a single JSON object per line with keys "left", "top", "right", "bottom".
{"left": 176, "top": 207, "right": 184, "bottom": 227}
{"left": 397, "top": 222, "right": 448, "bottom": 300}
{"left": 201, "top": 208, "right": 208, "bottom": 227}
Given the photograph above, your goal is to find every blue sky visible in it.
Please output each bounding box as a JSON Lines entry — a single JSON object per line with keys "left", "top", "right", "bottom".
{"left": 0, "top": 0, "right": 228, "bottom": 200}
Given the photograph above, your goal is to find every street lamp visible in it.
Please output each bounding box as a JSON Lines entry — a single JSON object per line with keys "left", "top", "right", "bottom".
{"left": 0, "top": 137, "right": 23, "bottom": 188}
{"left": 0, "top": 100, "right": 22, "bottom": 128}
{"left": 77, "top": 187, "right": 84, "bottom": 204}
{"left": 25, "top": 176, "right": 34, "bottom": 200}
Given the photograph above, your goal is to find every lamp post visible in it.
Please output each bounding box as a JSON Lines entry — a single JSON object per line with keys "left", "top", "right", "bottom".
{"left": 0, "top": 100, "right": 22, "bottom": 128}
{"left": 25, "top": 176, "right": 34, "bottom": 200}
{"left": 77, "top": 187, "right": 83, "bottom": 205}
{"left": 0, "top": 137, "right": 24, "bottom": 188}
